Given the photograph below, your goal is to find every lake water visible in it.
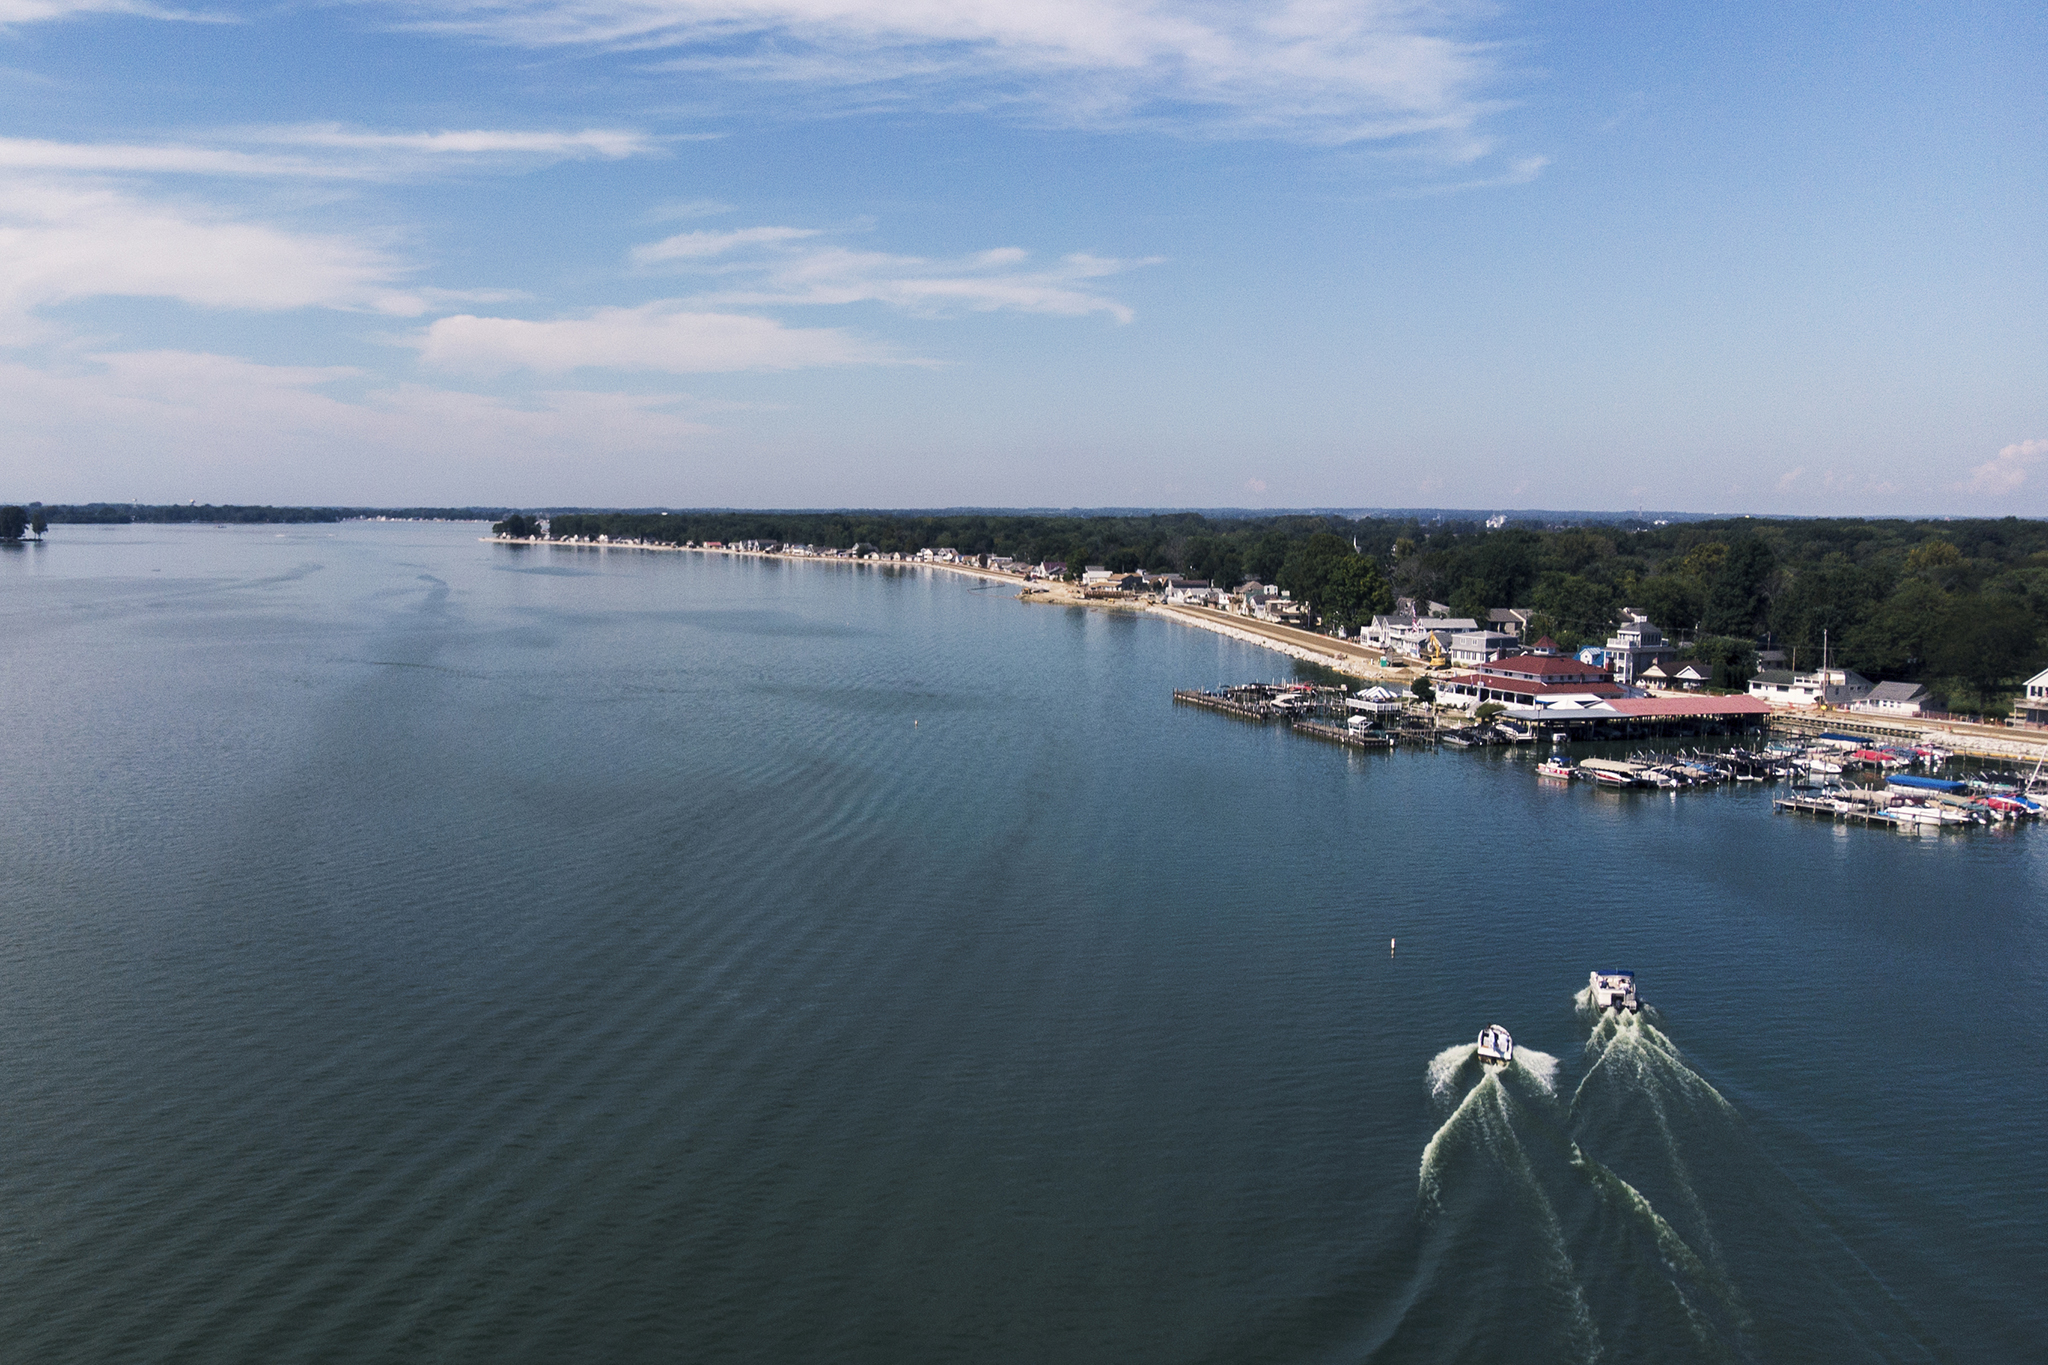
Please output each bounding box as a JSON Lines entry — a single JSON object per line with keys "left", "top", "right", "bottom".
{"left": 1, "top": 521, "right": 2041, "bottom": 1363}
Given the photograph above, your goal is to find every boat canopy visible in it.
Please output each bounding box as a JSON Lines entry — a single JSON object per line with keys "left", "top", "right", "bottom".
{"left": 1887, "top": 775, "right": 1968, "bottom": 794}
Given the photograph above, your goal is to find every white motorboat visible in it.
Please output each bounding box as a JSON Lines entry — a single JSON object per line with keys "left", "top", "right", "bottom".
{"left": 1475, "top": 1024, "right": 1514, "bottom": 1067}
{"left": 1588, "top": 969, "right": 1640, "bottom": 1013}
{"left": 1535, "top": 760, "right": 1575, "bottom": 780}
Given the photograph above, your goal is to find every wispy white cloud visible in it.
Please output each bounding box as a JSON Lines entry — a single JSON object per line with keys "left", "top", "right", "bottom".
{"left": 259, "top": 125, "right": 662, "bottom": 158}
{"left": 0, "top": 0, "right": 215, "bottom": 27}
{"left": 1962, "top": 438, "right": 2048, "bottom": 495}
{"left": 1388, "top": 151, "right": 1546, "bottom": 197}
{"left": 415, "top": 302, "right": 904, "bottom": 373}
{"left": 0, "top": 126, "right": 661, "bottom": 180}
{"left": 635, "top": 224, "right": 1153, "bottom": 320}
{"left": 398, "top": 0, "right": 1507, "bottom": 146}
{"left": 0, "top": 177, "right": 418, "bottom": 341}
{"left": 631, "top": 225, "right": 822, "bottom": 262}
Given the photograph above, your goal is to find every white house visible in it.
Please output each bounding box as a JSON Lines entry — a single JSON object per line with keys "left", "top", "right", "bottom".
{"left": 1748, "top": 667, "right": 1874, "bottom": 708}
{"left": 1849, "top": 681, "right": 1933, "bottom": 717}
{"left": 1368, "top": 615, "right": 1479, "bottom": 659}
{"left": 1080, "top": 566, "right": 1116, "bottom": 585}
{"left": 1640, "top": 659, "right": 1716, "bottom": 691}
{"left": 2018, "top": 667, "right": 2048, "bottom": 726}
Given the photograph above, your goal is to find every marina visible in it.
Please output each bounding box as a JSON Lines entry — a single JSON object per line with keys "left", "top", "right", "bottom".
{"left": 1175, "top": 677, "right": 2046, "bottom": 837}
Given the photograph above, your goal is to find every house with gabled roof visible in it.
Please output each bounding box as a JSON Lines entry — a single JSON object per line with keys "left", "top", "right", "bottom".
{"left": 1849, "top": 681, "right": 1932, "bottom": 717}
{"left": 2021, "top": 668, "right": 2048, "bottom": 726}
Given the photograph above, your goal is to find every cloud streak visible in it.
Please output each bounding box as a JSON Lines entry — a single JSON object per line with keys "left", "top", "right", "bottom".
{"left": 0, "top": 0, "right": 214, "bottom": 27}
{"left": 0, "top": 126, "right": 661, "bottom": 180}
{"left": 415, "top": 302, "right": 904, "bottom": 373}
{"left": 634, "top": 224, "right": 1153, "bottom": 320}
{"left": 399, "top": 0, "right": 1506, "bottom": 145}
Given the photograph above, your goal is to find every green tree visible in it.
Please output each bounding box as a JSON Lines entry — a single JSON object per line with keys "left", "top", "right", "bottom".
{"left": 1636, "top": 573, "right": 1706, "bottom": 637}
{"left": 1840, "top": 578, "right": 1946, "bottom": 679}
{"left": 1411, "top": 676, "right": 1436, "bottom": 704}
{"left": 0, "top": 506, "right": 26, "bottom": 541}
{"left": 492, "top": 513, "right": 540, "bottom": 539}
{"left": 1320, "top": 554, "right": 1394, "bottom": 630}
{"left": 1531, "top": 573, "right": 1618, "bottom": 639}
{"left": 1244, "top": 531, "right": 1291, "bottom": 584}
{"left": 1703, "top": 537, "right": 1775, "bottom": 637}
{"left": 1278, "top": 533, "right": 1391, "bottom": 630}
{"left": 1930, "top": 595, "right": 2040, "bottom": 706}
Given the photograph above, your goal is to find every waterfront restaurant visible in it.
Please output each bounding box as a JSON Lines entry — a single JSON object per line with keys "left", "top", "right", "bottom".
{"left": 1435, "top": 655, "right": 1628, "bottom": 710}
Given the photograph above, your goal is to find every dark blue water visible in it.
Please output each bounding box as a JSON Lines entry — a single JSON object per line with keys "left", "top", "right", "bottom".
{"left": 1, "top": 523, "right": 2041, "bottom": 1363}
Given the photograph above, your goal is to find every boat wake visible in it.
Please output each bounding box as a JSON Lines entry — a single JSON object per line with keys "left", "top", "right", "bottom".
{"left": 1406, "top": 1020, "right": 1761, "bottom": 1362}
{"left": 1413, "top": 1045, "right": 1603, "bottom": 1362}
{"left": 1393, "top": 1004, "right": 1932, "bottom": 1361}
{"left": 1426, "top": 1042, "right": 1559, "bottom": 1104}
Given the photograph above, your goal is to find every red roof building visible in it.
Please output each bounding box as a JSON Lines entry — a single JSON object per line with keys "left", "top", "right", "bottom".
{"left": 1475, "top": 655, "right": 1612, "bottom": 685}
{"left": 1437, "top": 672, "right": 1627, "bottom": 706}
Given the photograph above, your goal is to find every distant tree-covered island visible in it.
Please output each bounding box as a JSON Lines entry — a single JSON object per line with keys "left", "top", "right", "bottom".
{"left": 519, "top": 510, "right": 2048, "bottom": 716}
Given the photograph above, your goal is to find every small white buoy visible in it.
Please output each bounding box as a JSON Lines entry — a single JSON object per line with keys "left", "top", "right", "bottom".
{"left": 1390, "top": 937, "right": 1397, "bottom": 956}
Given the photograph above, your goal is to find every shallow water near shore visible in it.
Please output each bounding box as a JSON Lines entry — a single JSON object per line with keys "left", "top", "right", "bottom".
{"left": 1, "top": 521, "right": 2042, "bottom": 1363}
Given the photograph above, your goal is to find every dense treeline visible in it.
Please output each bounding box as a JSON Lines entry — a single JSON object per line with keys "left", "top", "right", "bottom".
{"left": 541, "top": 510, "right": 2048, "bottom": 712}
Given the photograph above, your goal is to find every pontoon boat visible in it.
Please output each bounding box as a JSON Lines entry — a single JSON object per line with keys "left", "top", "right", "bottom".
{"left": 1588, "top": 970, "right": 1640, "bottom": 1013}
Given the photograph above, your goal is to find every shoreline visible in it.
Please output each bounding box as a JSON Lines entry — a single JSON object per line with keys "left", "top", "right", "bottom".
{"left": 483, "top": 534, "right": 1415, "bottom": 678}
{"left": 482, "top": 535, "right": 2048, "bottom": 761}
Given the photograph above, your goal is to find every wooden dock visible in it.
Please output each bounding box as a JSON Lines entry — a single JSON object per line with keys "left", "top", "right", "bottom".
{"left": 1292, "top": 720, "right": 1396, "bottom": 749}
{"left": 1172, "top": 689, "right": 1280, "bottom": 721}
{"left": 1773, "top": 795, "right": 1900, "bottom": 827}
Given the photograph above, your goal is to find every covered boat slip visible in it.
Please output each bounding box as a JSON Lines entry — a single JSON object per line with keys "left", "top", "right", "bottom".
{"left": 1501, "top": 695, "right": 1772, "bottom": 739}
{"left": 1887, "top": 774, "right": 1969, "bottom": 795}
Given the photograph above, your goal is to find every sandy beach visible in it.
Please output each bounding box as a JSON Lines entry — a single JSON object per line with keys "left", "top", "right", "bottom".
{"left": 486, "top": 535, "right": 1417, "bottom": 683}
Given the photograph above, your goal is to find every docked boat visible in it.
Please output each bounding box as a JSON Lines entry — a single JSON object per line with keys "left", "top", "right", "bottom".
{"left": 1578, "top": 758, "right": 1643, "bottom": 787}
{"left": 1588, "top": 969, "right": 1640, "bottom": 1013}
{"left": 1475, "top": 1024, "right": 1514, "bottom": 1067}
{"left": 1536, "top": 759, "right": 1575, "bottom": 780}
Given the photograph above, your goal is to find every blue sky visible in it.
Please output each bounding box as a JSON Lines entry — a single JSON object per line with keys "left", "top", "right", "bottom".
{"left": 1, "top": 0, "right": 2042, "bottom": 513}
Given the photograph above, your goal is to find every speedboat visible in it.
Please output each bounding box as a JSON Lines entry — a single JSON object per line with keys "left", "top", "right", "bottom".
{"left": 1535, "top": 759, "right": 1574, "bottom": 780}
{"left": 1588, "top": 970, "right": 1640, "bottom": 1013}
{"left": 1475, "top": 1024, "right": 1514, "bottom": 1067}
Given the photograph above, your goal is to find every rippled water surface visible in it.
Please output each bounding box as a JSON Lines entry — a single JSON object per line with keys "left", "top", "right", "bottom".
{"left": 2, "top": 522, "right": 2042, "bottom": 1363}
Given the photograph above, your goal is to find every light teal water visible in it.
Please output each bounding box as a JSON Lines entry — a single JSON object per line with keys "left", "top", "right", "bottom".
{"left": 0, "top": 522, "right": 2040, "bottom": 1362}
